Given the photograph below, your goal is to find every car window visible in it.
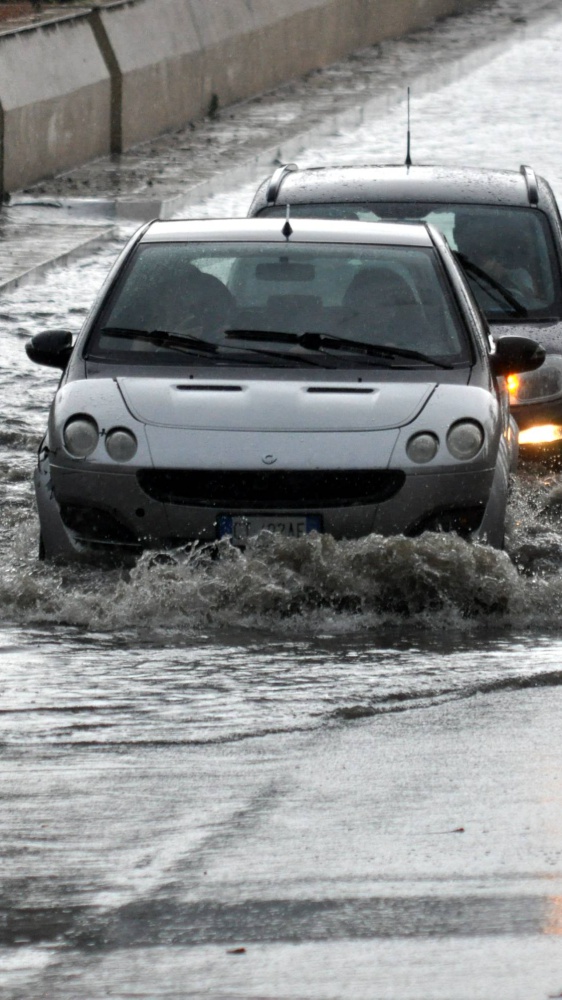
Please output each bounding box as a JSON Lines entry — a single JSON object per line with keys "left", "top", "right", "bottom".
{"left": 259, "top": 203, "right": 562, "bottom": 321}
{"left": 85, "top": 240, "right": 471, "bottom": 366}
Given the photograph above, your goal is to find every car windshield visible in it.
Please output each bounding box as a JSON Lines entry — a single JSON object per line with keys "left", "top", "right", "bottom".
{"left": 259, "top": 203, "right": 562, "bottom": 322}
{"left": 86, "top": 240, "right": 470, "bottom": 367}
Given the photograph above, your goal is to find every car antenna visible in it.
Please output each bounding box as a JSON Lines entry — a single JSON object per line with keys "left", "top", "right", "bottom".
{"left": 282, "top": 204, "right": 293, "bottom": 238}
{"left": 405, "top": 87, "right": 412, "bottom": 169}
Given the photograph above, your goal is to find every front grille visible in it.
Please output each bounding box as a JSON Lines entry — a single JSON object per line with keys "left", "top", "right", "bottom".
{"left": 137, "top": 469, "right": 405, "bottom": 509}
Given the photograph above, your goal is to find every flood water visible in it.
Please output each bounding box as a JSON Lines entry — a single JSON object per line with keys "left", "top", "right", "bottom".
{"left": 3, "top": 8, "right": 562, "bottom": 999}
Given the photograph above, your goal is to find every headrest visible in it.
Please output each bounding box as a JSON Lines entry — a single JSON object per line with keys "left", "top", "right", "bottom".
{"left": 343, "top": 268, "right": 417, "bottom": 308}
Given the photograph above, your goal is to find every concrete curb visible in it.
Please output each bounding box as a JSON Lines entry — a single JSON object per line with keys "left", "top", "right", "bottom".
{"left": 0, "top": 221, "right": 116, "bottom": 291}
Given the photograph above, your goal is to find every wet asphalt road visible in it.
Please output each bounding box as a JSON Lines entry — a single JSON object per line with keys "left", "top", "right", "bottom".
{"left": 4, "top": 642, "right": 562, "bottom": 1000}
{"left": 4, "top": 3, "right": 562, "bottom": 997}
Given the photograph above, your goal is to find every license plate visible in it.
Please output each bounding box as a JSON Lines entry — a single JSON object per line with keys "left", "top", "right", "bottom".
{"left": 218, "top": 514, "right": 322, "bottom": 543}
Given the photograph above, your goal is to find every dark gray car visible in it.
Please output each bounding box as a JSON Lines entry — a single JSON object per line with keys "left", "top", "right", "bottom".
{"left": 249, "top": 163, "right": 562, "bottom": 449}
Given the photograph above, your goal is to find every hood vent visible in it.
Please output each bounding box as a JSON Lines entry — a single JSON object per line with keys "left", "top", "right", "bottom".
{"left": 306, "top": 387, "right": 374, "bottom": 394}
{"left": 176, "top": 384, "right": 243, "bottom": 392}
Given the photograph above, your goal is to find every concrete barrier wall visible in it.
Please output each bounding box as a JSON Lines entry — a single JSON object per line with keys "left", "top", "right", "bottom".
{"left": 91, "top": 0, "right": 205, "bottom": 152}
{"left": 0, "top": 11, "right": 111, "bottom": 193}
{"left": 0, "top": 0, "right": 482, "bottom": 195}
{"left": 95, "top": 0, "right": 483, "bottom": 151}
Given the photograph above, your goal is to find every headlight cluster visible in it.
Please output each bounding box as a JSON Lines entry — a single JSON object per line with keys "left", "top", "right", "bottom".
{"left": 63, "top": 416, "right": 137, "bottom": 462}
{"left": 105, "top": 428, "right": 138, "bottom": 462}
{"left": 447, "top": 421, "right": 484, "bottom": 460}
{"left": 406, "top": 433, "right": 438, "bottom": 464}
{"left": 63, "top": 416, "right": 99, "bottom": 458}
{"left": 407, "top": 420, "right": 484, "bottom": 465}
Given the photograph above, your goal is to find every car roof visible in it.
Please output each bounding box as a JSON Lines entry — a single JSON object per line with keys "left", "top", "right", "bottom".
{"left": 252, "top": 163, "right": 544, "bottom": 209}
{"left": 140, "top": 217, "right": 434, "bottom": 247}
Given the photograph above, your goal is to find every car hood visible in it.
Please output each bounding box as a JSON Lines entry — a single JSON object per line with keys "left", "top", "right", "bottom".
{"left": 117, "top": 377, "right": 437, "bottom": 432}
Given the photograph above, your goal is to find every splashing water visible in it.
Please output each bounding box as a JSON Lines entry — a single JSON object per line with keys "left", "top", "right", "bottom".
{"left": 2, "top": 508, "right": 562, "bottom": 637}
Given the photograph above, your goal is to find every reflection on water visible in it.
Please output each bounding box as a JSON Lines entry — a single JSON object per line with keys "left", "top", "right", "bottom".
{"left": 2, "top": 526, "right": 562, "bottom": 750}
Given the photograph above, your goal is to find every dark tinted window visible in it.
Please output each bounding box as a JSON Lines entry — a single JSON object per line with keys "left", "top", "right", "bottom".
{"left": 86, "top": 240, "right": 470, "bottom": 366}
{"left": 259, "top": 203, "right": 561, "bottom": 321}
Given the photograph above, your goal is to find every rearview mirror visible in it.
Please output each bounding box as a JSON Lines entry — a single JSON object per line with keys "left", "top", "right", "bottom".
{"left": 490, "top": 335, "right": 545, "bottom": 377}
{"left": 255, "top": 262, "right": 315, "bottom": 282}
{"left": 25, "top": 330, "right": 74, "bottom": 370}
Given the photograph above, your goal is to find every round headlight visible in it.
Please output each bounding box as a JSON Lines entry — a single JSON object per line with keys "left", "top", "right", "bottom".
{"left": 105, "top": 427, "right": 138, "bottom": 462}
{"left": 63, "top": 416, "right": 99, "bottom": 458}
{"left": 406, "top": 432, "right": 439, "bottom": 464}
{"left": 447, "top": 420, "right": 484, "bottom": 460}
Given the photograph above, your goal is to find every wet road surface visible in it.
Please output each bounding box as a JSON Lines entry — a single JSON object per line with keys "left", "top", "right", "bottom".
{"left": 4, "top": 639, "right": 562, "bottom": 999}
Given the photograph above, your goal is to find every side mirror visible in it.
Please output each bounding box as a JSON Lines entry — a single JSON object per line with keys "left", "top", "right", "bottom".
{"left": 25, "top": 330, "right": 74, "bottom": 370}
{"left": 490, "top": 335, "right": 545, "bottom": 377}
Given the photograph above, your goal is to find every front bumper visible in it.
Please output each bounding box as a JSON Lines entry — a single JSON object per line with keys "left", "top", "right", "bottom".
{"left": 36, "top": 456, "right": 501, "bottom": 561}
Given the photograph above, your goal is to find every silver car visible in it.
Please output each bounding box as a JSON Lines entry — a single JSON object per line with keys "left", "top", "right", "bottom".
{"left": 26, "top": 218, "right": 544, "bottom": 561}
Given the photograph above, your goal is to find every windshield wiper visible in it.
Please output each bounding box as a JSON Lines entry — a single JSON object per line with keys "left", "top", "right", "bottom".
{"left": 454, "top": 253, "right": 528, "bottom": 318}
{"left": 225, "top": 329, "right": 454, "bottom": 369}
{"left": 97, "top": 326, "right": 335, "bottom": 368}
{"left": 98, "top": 326, "right": 218, "bottom": 355}
{"left": 226, "top": 345, "right": 338, "bottom": 367}
{"left": 303, "top": 331, "right": 455, "bottom": 369}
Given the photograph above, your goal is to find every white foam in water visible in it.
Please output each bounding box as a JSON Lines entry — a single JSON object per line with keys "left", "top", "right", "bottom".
{"left": 1, "top": 518, "right": 561, "bottom": 635}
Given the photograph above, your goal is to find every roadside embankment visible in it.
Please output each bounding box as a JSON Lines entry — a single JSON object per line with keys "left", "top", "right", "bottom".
{"left": 0, "top": 0, "right": 484, "bottom": 196}
{"left": 1, "top": 0, "right": 559, "bottom": 293}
